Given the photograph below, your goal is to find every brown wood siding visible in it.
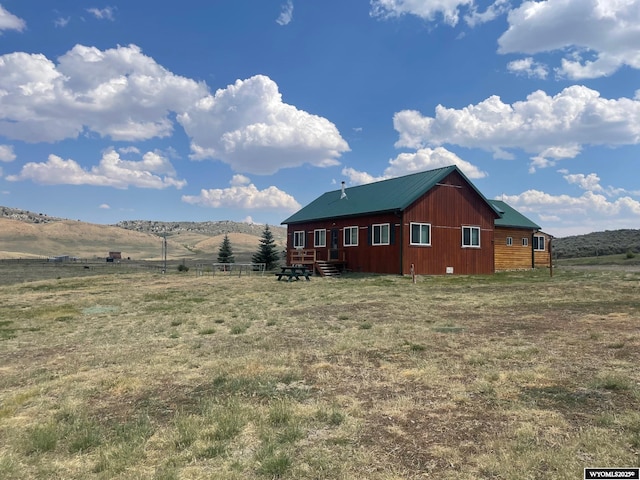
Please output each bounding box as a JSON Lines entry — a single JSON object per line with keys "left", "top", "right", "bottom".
{"left": 286, "top": 170, "right": 500, "bottom": 275}
{"left": 494, "top": 227, "right": 534, "bottom": 270}
{"left": 286, "top": 212, "right": 401, "bottom": 274}
{"left": 402, "top": 170, "right": 496, "bottom": 275}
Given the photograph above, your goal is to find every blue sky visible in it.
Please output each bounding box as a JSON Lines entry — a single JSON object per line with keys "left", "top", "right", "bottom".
{"left": 0, "top": 0, "right": 639, "bottom": 237}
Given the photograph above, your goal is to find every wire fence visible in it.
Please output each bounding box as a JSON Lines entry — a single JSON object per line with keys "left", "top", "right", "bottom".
{"left": 195, "top": 263, "right": 266, "bottom": 277}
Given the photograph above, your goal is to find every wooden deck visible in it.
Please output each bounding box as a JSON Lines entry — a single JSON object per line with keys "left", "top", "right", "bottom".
{"left": 288, "top": 249, "right": 345, "bottom": 277}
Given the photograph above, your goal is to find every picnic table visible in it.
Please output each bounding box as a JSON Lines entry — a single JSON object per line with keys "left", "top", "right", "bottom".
{"left": 275, "top": 266, "right": 311, "bottom": 282}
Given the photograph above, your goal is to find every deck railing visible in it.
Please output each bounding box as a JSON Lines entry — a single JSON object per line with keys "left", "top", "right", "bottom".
{"left": 289, "top": 249, "right": 316, "bottom": 265}
{"left": 289, "top": 248, "right": 347, "bottom": 265}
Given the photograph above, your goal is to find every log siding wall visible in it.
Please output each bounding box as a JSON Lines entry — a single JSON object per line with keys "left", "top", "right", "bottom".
{"left": 494, "top": 227, "right": 535, "bottom": 270}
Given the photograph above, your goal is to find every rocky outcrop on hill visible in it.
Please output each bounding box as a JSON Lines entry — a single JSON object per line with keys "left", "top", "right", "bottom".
{"left": 115, "top": 219, "right": 284, "bottom": 237}
{"left": 0, "top": 206, "right": 65, "bottom": 224}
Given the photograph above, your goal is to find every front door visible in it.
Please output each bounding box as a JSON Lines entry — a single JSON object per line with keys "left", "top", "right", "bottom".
{"left": 330, "top": 229, "right": 339, "bottom": 260}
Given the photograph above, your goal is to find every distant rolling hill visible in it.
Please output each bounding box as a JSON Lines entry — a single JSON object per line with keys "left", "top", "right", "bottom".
{"left": 0, "top": 206, "right": 287, "bottom": 262}
{"left": 552, "top": 229, "right": 640, "bottom": 259}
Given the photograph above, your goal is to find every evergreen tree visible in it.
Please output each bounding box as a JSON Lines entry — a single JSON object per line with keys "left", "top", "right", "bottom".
{"left": 217, "top": 234, "right": 235, "bottom": 264}
{"left": 252, "top": 225, "right": 280, "bottom": 270}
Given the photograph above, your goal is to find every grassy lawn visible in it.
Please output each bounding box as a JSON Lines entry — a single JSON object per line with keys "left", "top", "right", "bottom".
{"left": 0, "top": 267, "right": 639, "bottom": 479}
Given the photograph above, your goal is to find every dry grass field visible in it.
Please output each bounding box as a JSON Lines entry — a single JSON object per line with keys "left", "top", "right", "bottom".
{"left": 0, "top": 266, "right": 639, "bottom": 479}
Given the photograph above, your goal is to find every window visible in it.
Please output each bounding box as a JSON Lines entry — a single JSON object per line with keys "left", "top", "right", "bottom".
{"left": 533, "top": 235, "right": 545, "bottom": 251}
{"left": 314, "top": 229, "right": 326, "bottom": 247}
{"left": 293, "top": 231, "right": 305, "bottom": 249}
{"left": 410, "top": 223, "right": 431, "bottom": 246}
{"left": 462, "top": 226, "right": 480, "bottom": 248}
{"left": 506, "top": 236, "right": 513, "bottom": 246}
{"left": 344, "top": 226, "right": 358, "bottom": 246}
{"left": 372, "top": 223, "right": 390, "bottom": 245}
{"left": 522, "top": 237, "right": 529, "bottom": 247}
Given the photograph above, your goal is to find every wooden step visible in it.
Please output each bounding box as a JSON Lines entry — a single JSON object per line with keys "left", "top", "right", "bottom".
{"left": 315, "top": 261, "right": 340, "bottom": 277}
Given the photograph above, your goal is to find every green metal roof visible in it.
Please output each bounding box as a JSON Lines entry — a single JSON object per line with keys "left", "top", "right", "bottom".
{"left": 490, "top": 200, "right": 540, "bottom": 230}
{"left": 282, "top": 165, "right": 500, "bottom": 224}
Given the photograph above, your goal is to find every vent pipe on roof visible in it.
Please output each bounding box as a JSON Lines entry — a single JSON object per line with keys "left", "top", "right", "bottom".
{"left": 340, "top": 181, "right": 347, "bottom": 200}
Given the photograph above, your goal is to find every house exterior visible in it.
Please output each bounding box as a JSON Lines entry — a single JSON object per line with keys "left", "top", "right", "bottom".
{"left": 282, "top": 165, "right": 503, "bottom": 275}
{"left": 490, "top": 200, "right": 551, "bottom": 270}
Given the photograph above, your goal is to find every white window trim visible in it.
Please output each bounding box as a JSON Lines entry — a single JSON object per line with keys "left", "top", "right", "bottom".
{"left": 506, "top": 236, "right": 513, "bottom": 247}
{"left": 462, "top": 226, "right": 481, "bottom": 248}
{"left": 344, "top": 226, "right": 358, "bottom": 247}
{"left": 372, "top": 223, "right": 390, "bottom": 246}
{"left": 522, "top": 237, "right": 529, "bottom": 247}
{"left": 314, "top": 229, "right": 326, "bottom": 248}
{"left": 410, "top": 222, "right": 432, "bottom": 246}
{"left": 293, "top": 230, "right": 305, "bottom": 249}
{"left": 534, "top": 235, "right": 545, "bottom": 251}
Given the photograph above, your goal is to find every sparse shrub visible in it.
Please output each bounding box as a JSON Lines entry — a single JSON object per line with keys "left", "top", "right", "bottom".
{"left": 230, "top": 323, "right": 248, "bottom": 335}
{"left": 24, "top": 421, "right": 58, "bottom": 454}
{"left": 256, "top": 444, "right": 292, "bottom": 477}
{"left": 173, "top": 413, "right": 200, "bottom": 450}
{"left": 277, "top": 422, "right": 304, "bottom": 444}
{"left": 626, "top": 250, "right": 636, "bottom": 259}
{"left": 268, "top": 399, "right": 292, "bottom": 426}
{"left": 177, "top": 264, "right": 189, "bottom": 272}
{"left": 68, "top": 419, "right": 103, "bottom": 453}
{"left": 592, "top": 374, "right": 633, "bottom": 391}
{"left": 316, "top": 407, "right": 344, "bottom": 426}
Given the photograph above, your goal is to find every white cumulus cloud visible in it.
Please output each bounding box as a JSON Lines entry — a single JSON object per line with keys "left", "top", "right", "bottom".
{"left": 502, "top": 167, "right": 640, "bottom": 236}
{"left": 0, "top": 47, "right": 347, "bottom": 176}
{"left": 507, "top": 57, "right": 548, "bottom": 79}
{"left": 182, "top": 176, "right": 301, "bottom": 211}
{"left": 393, "top": 85, "right": 640, "bottom": 171}
{"left": 0, "top": 144, "right": 16, "bottom": 162}
{"left": 504, "top": 189, "right": 640, "bottom": 220}
{"left": 499, "top": 0, "right": 640, "bottom": 79}
{"left": 177, "top": 75, "right": 349, "bottom": 174}
{"left": 0, "top": 44, "right": 208, "bottom": 142}
{"left": 6, "top": 149, "right": 186, "bottom": 189}
{"left": 465, "top": 0, "right": 510, "bottom": 27}
{"left": 342, "top": 146, "right": 486, "bottom": 185}
{"left": 0, "top": 5, "right": 25, "bottom": 33}
{"left": 370, "top": 0, "right": 474, "bottom": 26}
